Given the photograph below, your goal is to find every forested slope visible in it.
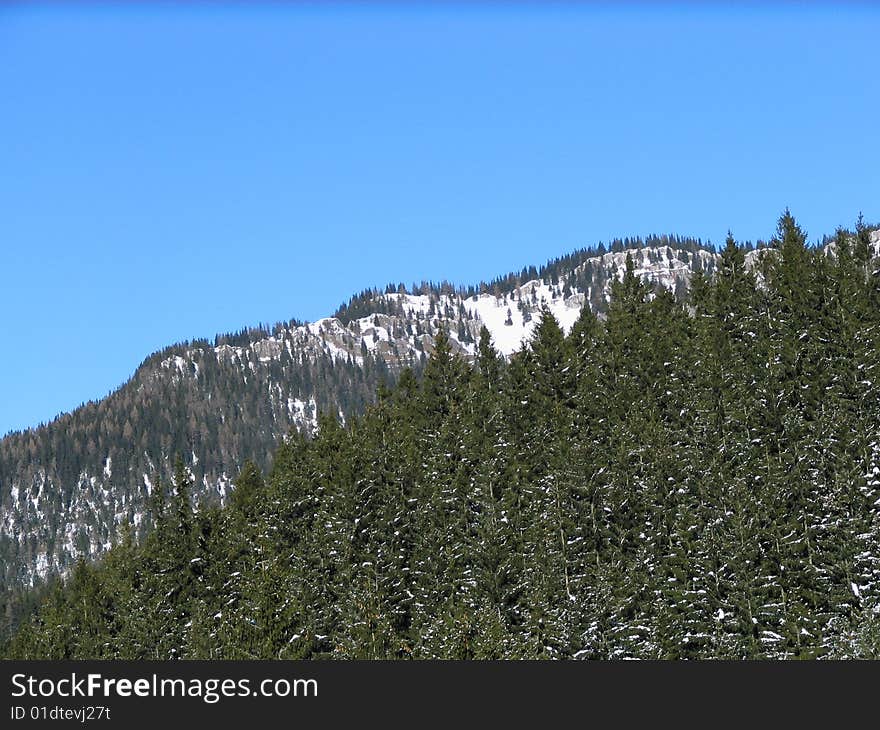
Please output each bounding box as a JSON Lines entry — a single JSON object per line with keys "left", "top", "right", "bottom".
{"left": 8, "top": 213, "right": 880, "bottom": 659}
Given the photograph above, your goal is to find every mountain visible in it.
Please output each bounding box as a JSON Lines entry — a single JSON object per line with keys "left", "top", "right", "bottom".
{"left": 0, "top": 236, "right": 711, "bottom": 604}
{"left": 0, "top": 227, "right": 875, "bottom": 640}
{"left": 8, "top": 215, "right": 880, "bottom": 659}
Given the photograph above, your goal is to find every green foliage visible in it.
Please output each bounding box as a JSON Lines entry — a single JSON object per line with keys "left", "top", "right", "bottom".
{"left": 6, "top": 212, "right": 880, "bottom": 659}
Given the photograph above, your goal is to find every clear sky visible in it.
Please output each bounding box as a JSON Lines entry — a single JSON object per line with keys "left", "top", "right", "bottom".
{"left": 1, "top": 2, "right": 878, "bottom": 436}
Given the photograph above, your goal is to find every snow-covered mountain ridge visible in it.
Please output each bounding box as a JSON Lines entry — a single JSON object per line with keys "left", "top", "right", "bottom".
{"left": 160, "top": 244, "right": 719, "bottom": 380}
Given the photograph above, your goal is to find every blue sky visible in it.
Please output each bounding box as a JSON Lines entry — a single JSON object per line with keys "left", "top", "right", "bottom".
{"left": 1, "top": 3, "right": 878, "bottom": 436}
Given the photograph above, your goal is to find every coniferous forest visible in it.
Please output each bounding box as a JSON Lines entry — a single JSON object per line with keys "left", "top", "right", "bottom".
{"left": 7, "top": 212, "right": 880, "bottom": 659}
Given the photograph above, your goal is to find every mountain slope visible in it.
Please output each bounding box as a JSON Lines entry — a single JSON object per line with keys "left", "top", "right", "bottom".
{"left": 9, "top": 218, "right": 880, "bottom": 659}
{"left": 2, "top": 226, "right": 878, "bottom": 629}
